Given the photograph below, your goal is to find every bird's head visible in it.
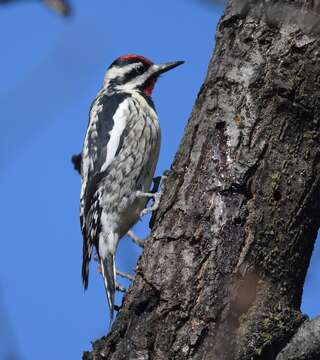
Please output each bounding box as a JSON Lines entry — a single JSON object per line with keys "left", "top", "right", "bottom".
{"left": 103, "top": 54, "right": 184, "bottom": 96}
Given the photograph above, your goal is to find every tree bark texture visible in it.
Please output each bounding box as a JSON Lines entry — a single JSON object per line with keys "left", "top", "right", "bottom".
{"left": 83, "top": 1, "right": 320, "bottom": 359}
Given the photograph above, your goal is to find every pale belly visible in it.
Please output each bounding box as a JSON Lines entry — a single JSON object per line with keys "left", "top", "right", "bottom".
{"left": 116, "top": 146, "right": 159, "bottom": 239}
{"left": 101, "top": 90, "right": 161, "bottom": 240}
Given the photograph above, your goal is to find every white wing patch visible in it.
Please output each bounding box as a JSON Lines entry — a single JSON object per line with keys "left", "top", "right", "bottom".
{"left": 100, "top": 99, "right": 129, "bottom": 172}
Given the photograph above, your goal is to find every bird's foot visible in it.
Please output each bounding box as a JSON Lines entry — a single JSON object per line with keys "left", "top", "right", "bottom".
{"left": 136, "top": 190, "right": 161, "bottom": 217}
{"left": 136, "top": 170, "right": 169, "bottom": 217}
{"left": 140, "top": 192, "right": 161, "bottom": 217}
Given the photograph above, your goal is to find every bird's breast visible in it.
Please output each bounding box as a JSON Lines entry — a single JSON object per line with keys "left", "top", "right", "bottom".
{"left": 113, "top": 99, "right": 160, "bottom": 236}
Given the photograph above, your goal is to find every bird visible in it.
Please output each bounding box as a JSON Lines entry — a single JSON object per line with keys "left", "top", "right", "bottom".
{"left": 80, "top": 54, "right": 184, "bottom": 321}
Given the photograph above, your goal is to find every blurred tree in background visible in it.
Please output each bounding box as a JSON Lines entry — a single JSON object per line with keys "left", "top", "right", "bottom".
{"left": 0, "top": 0, "right": 70, "bottom": 16}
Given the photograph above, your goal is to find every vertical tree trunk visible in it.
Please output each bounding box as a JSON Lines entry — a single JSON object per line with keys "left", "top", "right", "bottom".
{"left": 83, "top": 1, "right": 320, "bottom": 358}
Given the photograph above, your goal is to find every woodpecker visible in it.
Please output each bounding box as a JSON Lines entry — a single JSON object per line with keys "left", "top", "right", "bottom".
{"left": 80, "top": 54, "right": 184, "bottom": 320}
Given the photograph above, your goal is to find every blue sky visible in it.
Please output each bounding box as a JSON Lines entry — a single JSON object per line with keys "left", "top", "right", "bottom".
{"left": 0, "top": 1, "right": 319, "bottom": 359}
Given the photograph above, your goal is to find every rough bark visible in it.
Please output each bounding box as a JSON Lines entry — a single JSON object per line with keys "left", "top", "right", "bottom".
{"left": 276, "top": 317, "right": 320, "bottom": 359}
{"left": 83, "top": 1, "right": 320, "bottom": 359}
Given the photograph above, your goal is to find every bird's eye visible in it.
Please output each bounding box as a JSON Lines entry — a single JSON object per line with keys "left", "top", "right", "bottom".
{"left": 136, "top": 65, "right": 145, "bottom": 75}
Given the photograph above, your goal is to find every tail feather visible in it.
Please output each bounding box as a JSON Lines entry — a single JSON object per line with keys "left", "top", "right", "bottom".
{"left": 82, "top": 241, "right": 92, "bottom": 290}
{"left": 100, "top": 253, "right": 116, "bottom": 322}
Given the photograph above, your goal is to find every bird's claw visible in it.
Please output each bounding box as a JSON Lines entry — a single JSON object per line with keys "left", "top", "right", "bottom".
{"left": 137, "top": 171, "right": 169, "bottom": 217}
{"left": 139, "top": 192, "right": 161, "bottom": 217}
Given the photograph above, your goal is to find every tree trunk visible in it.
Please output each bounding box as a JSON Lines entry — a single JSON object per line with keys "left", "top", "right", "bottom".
{"left": 83, "top": 1, "right": 320, "bottom": 359}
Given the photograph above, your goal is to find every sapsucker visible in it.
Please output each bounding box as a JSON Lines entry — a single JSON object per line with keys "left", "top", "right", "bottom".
{"left": 80, "top": 54, "right": 183, "bottom": 320}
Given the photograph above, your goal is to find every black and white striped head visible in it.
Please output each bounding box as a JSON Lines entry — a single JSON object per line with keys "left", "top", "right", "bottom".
{"left": 103, "top": 54, "right": 184, "bottom": 96}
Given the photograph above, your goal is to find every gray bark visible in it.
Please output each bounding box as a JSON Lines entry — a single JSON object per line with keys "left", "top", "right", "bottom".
{"left": 83, "top": 1, "right": 320, "bottom": 359}
{"left": 276, "top": 317, "right": 320, "bottom": 360}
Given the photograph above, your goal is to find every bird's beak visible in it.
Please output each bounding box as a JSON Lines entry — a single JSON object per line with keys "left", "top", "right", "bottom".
{"left": 151, "top": 61, "right": 184, "bottom": 76}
